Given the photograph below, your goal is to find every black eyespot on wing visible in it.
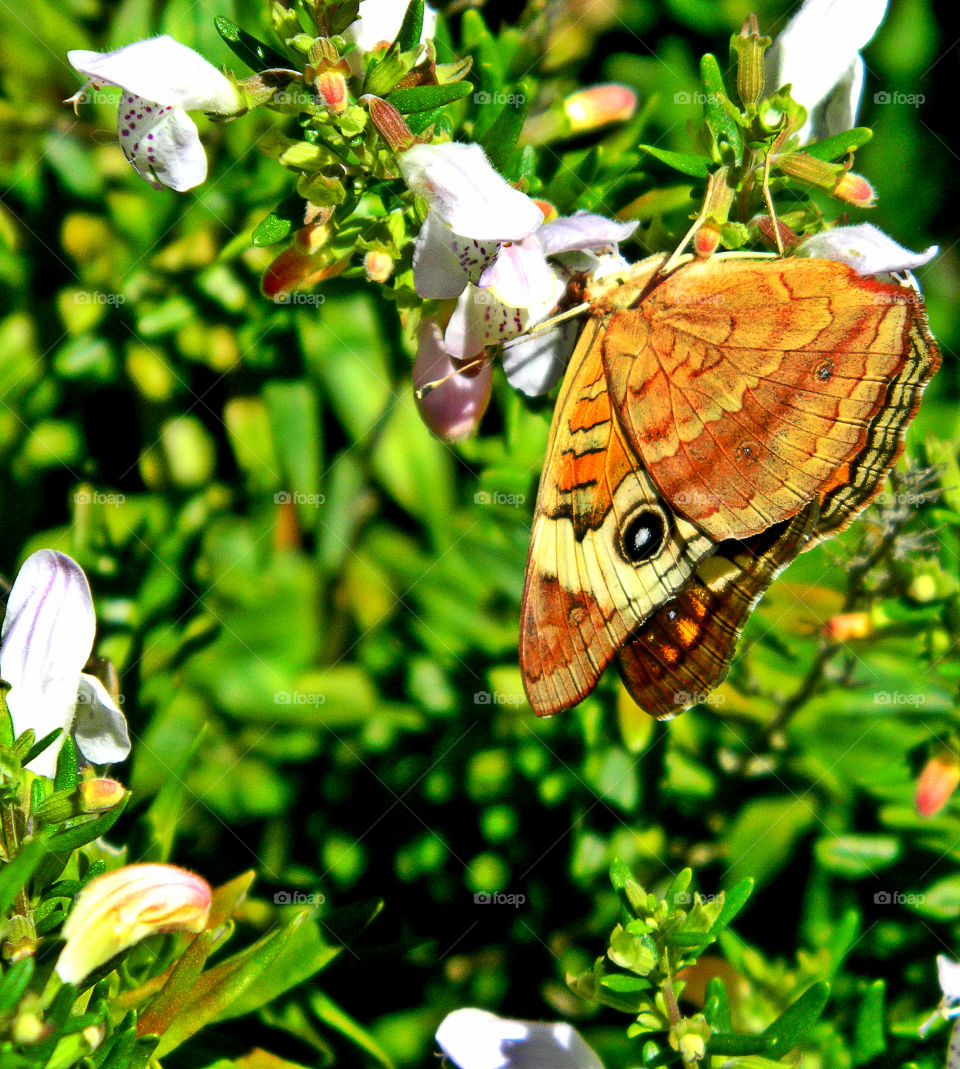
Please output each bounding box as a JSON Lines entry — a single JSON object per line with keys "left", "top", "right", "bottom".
{"left": 620, "top": 508, "right": 667, "bottom": 564}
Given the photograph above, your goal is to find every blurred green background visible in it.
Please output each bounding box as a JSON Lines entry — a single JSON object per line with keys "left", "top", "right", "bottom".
{"left": 1, "top": 0, "right": 958, "bottom": 1066}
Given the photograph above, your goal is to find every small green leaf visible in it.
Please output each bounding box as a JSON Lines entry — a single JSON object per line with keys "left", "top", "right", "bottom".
{"left": 138, "top": 931, "right": 213, "bottom": 1037}
{"left": 665, "top": 868, "right": 693, "bottom": 907}
{"left": 707, "top": 1033, "right": 777, "bottom": 1056}
{"left": 704, "top": 977, "right": 732, "bottom": 1032}
{"left": 22, "top": 727, "right": 63, "bottom": 768}
{"left": 214, "top": 16, "right": 291, "bottom": 72}
{"left": 0, "top": 835, "right": 50, "bottom": 916}
{"left": 480, "top": 84, "right": 531, "bottom": 177}
{"left": 386, "top": 81, "right": 475, "bottom": 113}
{"left": 762, "top": 981, "right": 830, "bottom": 1053}
{"left": 803, "top": 127, "right": 873, "bottom": 161}
{"left": 716, "top": 878, "right": 754, "bottom": 928}
{"left": 700, "top": 53, "right": 743, "bottom": 163}
{"left": 54, "top": 735, "right": 78, "bottom": 792}
{"left": 0, "top": 957, "right": 35, "bottom": 1012}
{"left": 638, "top": 145, "right": 712, "bottom": 178}
{"left": 394, "top": 0, "right": 424, "bottom": 52}
{"left": 853, "top": 980, "right": 886, "bottom": 1065}
{"left": 44, "top": 792, "right": 130, "bottom": 854}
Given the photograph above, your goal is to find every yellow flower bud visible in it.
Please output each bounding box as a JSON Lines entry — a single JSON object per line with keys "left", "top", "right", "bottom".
{"left": 55, "top": 864, "right": 211, "bottom": 985}
{"left": 833, "top": 171, "right": 876, "bottom": 207}
{"left": 79, "top": 777, "right": 126, "bottom": 812}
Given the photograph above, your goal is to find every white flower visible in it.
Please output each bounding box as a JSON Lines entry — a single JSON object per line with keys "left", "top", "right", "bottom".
{"left": 765, "top": 0, "right": 889, "bottom": 142}
{"left": 920, "top": 955, "right": 960, "bottom": 1035}
{"left": 399, "top": 142, "right": 636, "bottom": 391}
{"left": 344, "top": 0, "right": 438, "bottom": 57}
{"left": 436, "top": 1009, "right": 604, "bottom": 1069}
{"left": 1, "top": 549, "right": 130, "bottom": 778}
{"left": 67, "top": 36, "right": 243, "bottom": 191}
{"left": 797, "top": 223, "right": 938, "bottom": 274}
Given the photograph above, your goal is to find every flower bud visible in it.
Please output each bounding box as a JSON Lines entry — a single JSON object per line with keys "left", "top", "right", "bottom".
{"left": 917, "top": 745, "right": 960, "bottom": 817}
{"left": 832, "top": 171, "right": 876, "bottom": 207}
{"left": 79, "top": 777, "right": 126, "bottom": 812}
{"left": 413, "top": 322, "right": 491, "bottom": 441}
{"left": 362, "top": 95, "right": 416, "bottom": 153}
{"left": 693, "top": 223, "right": 721, "bottom": 258}
{"left": 777, "top": 151, "right": 843, "bottom": 190}
{"left": 364, "top": 249, "right": 394, "bottom": 282}
{"left": 822, "top": 611, "right": 873, "bottom": 642}
{"left": 564, "top": 84, "right": 636, "bottom": 134}
{"left": 55, "top": 863, "right": 212, "bottom": 985}
{"left": 318, "top": 70, "right": 349, "bottom": 114}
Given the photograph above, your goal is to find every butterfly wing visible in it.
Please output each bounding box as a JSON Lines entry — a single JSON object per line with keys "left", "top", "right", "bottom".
{"left": 520, "top": 316, "right": 715, "bottom": 717}
{"left": 603, "top": 258, "right": 940, "bottom": 540}
{"left": 614, "top": 504, "right": 819, "bottom": 719}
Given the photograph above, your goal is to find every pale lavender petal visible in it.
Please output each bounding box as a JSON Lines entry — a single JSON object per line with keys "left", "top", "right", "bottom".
{"left": 444, "top": 286, "right": 547, "bottom": 358}
{"left": 413, "top": 212, "right": 497, "bottom": 298}
{"left": 75, "top": 674, "right": 131, "bottom": 765}
{"left": 68, "top": 36, "right": 241, "bottom": 113}
{"left": 436, "top": 1009, "right": 604, "bottom": 1069}
{"left": 413, "top": 322, "right": 491, "bottom": 440}
{"left": 117, "top": 100, "right": 206, "bottom": 191}
{"left": 1, "top": 549, "right": 96, "bottom": 776}
{"left": 766, "top": 0, "right": 888, "bottom": 136}
{"left": 503, "top": 319, "right": 579, "bottom": 396}
{"left": 479, "top": 239, "right": 565, "bottom": 308}
{"left": 399, "top": 143, "right": 544, "bottom": 241}
{"left": 798, "top": 223, "right": 938, "bottom": 275}
{"left": 538, "top": 211, "right": 638, "bottom": 256}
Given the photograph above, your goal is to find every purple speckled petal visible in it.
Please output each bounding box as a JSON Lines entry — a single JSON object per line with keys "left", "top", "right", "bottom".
{"left": 413, "top": 212, "right": 498, "bottom": 298}
{"left": 116, "top": 98, "right": 206, "bottom": 191}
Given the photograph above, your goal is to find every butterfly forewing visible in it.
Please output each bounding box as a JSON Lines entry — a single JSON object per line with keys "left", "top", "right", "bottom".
{"left": 602, "top": 259, "right": 940, "bottom": 541}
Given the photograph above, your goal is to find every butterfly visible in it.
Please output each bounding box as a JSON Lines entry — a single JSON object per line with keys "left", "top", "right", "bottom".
{"left": 519, "top": 254, "right": 940, "bottom": 719}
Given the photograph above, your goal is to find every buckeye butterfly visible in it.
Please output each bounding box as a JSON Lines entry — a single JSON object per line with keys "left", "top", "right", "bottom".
{"left": 519, "top": 254, "right": 940, "bottom": 719}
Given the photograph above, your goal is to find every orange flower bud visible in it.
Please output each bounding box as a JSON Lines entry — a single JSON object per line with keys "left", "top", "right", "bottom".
{"left": 694, "top": 224, "right": 721, "bottom": 258}
{"left": 917, "top": 746, "right": 960, "bottom": 817}
{"left": 564, "top": 84, "right": 636, "bottom": 133}
{"left": 79, "top": 778, "right": 126, "bottom": 812}
{"left": 56, "top": 864, "right": 211, "bottom": 985}
{"left": 364, "top": 249, "right": 394, "bottom": 282}
{"left": 832, "top": 171, "right": 876, "bottom": 207}
{"left": 318, "top": 70, "right": 349, "bottom": 114}
{"left": 822, "top": 611, "right": 873, "bottom": 642}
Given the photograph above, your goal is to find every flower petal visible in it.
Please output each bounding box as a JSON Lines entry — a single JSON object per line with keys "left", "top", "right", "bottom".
{"left": 538, "top": 211, "right": 638, "bottom": 256}
{"left": 797, "top": 223, "right": 938, "bottom": 275}
{"left": 399, "top": 143, "right": 544, "bottom": 241}
{"left": 436, "top": 1009, "right": 604, "bottom": 1069}
{"left": 766, "top": 0, "right": 888, "bottom": 137}
{"left": 479, "top": 239, "right": 565, "bottom": 308}
{"left": 413, "top": 322, "right": 491, "bottom": 440}
{"left": 940, "top": 956, "right": 960, "bottom": 1002}
{"left": 1, "top": 549, "right": 95, "bottom": 777}
{"left": 815, "top": 56, "right": 864, "bottom": 141}
{"left": 503, "top": 319, "right": 579, "bottom": 396}
{"left": 117, "top": 101, "right": 207, "bottom": 191}
{"left": 444, "top": 285, "right": 552, "bottom": 358}
{"left": 344, "top": 0, "right": 438, "bottom": 55}
{"left": 75, "top": 674, "right": 131, "bottom": 765}
{"left": 68, "top": 36, "right": 241, "bottom": 113}
{"left": 412, "top": 211, "right": 494, "bottom": 298}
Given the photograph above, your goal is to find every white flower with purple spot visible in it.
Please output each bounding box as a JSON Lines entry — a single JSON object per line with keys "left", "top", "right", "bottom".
{"left": 398, "top": 142, "right": 636, "bottom": 394}
{"left": 765, "top": 0, "right": 889, "bottom": 143}
{"left": 67, "top": 35, "right": 244, "bottom": 191}
{"left": 797, "top": 222, "right": 937, "bottom": 275}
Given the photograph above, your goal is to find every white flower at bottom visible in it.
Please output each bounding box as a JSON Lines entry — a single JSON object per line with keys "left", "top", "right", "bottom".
{"left": 68, "top": 36, "right": 243, "bottom": 191}
{"left": 436, "top": 1009, "right": 604, "bottom": 1069}
{"left": 797, "top": 223, "right": 938, "bottom": 275}
{"left": 1, "top": 549, "right": 130, "bottom": 777}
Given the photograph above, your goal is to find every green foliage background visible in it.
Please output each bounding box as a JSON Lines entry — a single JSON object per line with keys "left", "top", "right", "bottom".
{"left": 1, "top": 0, "right": 958, "bottom": 1065}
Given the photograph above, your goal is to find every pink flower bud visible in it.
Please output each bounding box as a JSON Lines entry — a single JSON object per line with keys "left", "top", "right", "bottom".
{"left": 318, "top": 70, "right": 349, "bottom": 114}
{"left": 832, "top": 171, "right": 876, "bottom": 207}
{"left": 413, "top": 322, "right": 491, "bottom": 441}
{"left": 79, "top": 778, "right": 126, "bottom": 812}
{"left": 564, "top": 84, "right": 636, "bottom": 133}
{"left": 364, "top": 249, "right": 394, "bottom": 282}
{"left": 821, "top": 611, "right": 873, "bottom": 642}
{"left": 694, "top": 224, "right": 721, "bottom": 258}
{"left": 56, "top": 864, "right": 212, "bottom": 985}
{"left": 917, "top": 746, "right": 960, "bottom": 817}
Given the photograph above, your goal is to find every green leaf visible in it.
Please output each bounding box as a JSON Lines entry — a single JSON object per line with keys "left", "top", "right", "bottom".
{"left": 214, "top": 16, "right": 291, "bottom": 72}
{"left": 309, "top": 989, "right": 396, "bottom": 1068}
{"left": 22, "top": 727, "right": 63, "bottom": 768}
{"left": 0, "top": 835, "right": 50, "bottom": 916}
{"left": 252, "top": 193, "right": 304, "bottom": 247}
{"left": 394, "top": 0, "right": 424, "bottom": 52}
{"left": 716, "top": 878, "right": 754, "bottom": 928}
{"left": 803, "top": 127, "right": 873, "bottom": 161}
{"left": 139, "top": 931, "right": 214, "bottom": 1037}
{"left": 814, "top": 834, "right": 900, "bottom": 876}
{"left": 386, "top": 81, "right": 475, "bottom": 113}
{"left": 638, "top": 145, "right": 712, "bottom": 178}
{"left": 0, "top": 957, "right": 35, "bottom": 1012}
{"left": 707, "top": 1033, "right": 777, "bottom": 1056}
{"left": 762, "top": 981, "right": 830, "bottom": 1053}
{"left": 665, "top": 868, "right": 693, "bottom": 908}
{"left": 853, "top": 981, "right": 886, "bottom": 1065}
{"left": 44, "top": 791, "right": 130, "bottom": 854}
{"left": 700, "top": 53, "right": 743, "bottom": 163}
{"left": 480, "top": 85, "right": 530, "bottom": 178}
{"left": 53, "top": 734, "right": 78, "bottom": 791}
{"left": 704, "top": 977, "right": 732, "bottom": 1032}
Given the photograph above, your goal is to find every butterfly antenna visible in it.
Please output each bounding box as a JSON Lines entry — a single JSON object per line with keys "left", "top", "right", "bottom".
{"left": 415, "top": 355, "right": 486, "bottom": 400}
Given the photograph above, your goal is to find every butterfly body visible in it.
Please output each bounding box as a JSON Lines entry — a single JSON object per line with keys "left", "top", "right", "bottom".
{"left": 520, "top": 255, "right": 940, "bottom": 719}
